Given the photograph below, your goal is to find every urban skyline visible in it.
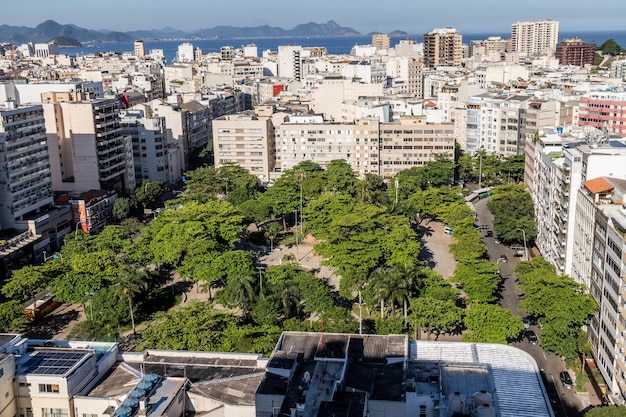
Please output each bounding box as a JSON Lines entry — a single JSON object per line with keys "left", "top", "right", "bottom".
{"left": 3, "top": 0, "right": 626, "bottom": 35}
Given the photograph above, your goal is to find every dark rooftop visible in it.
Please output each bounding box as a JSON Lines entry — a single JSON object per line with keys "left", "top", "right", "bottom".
{"left": 189, "top": 373, "right": 264, "bottom": 406}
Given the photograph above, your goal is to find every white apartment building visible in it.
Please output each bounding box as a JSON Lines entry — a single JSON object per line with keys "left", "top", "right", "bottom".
{"left": 464, "top": 93, "right": 558, "bottom": 156}
{"left": 569, "top": 177, "right": 626, "bottom": 402}
{"left": 140, "top": 99, "right": 210, "bottom": 170}
{"left": 0, "top": 103, "right": 53, "bottom": 228}
{"left": 277, "top": 45, "right": 304, "bottom": 81}
{"left": 175, "top": 43, "right": 194, "bottom": 63}
{"left": 531, "top": 128, "right": 626, "bottom": 275}
{"left": 121, "top": 109, "right": 172, "bottom": 186}
{"left": 310, "top": 77, "right": 384, "bottom": 122}
{"left": 511, "top": 19, "right": 559, "bottom": 55}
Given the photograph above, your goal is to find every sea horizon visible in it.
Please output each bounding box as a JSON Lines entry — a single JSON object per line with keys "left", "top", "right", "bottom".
{"left": 59, "top": 30, "right": 626, "bottom": 64}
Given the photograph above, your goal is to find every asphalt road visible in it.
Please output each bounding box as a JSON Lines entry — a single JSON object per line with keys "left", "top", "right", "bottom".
{"left": 473, "top": 198, "right": 587, "bottom": 417}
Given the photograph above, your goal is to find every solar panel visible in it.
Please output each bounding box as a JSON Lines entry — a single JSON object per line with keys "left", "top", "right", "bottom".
{"left": 20, "top": 351, "right": 90, "bottom": 375}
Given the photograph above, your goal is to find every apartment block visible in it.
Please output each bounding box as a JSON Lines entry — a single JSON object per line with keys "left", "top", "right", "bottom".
{"left": 511, "top": 19, "right": 559, "bottom": 55}
{"left": 556, "top": 38, "right": 596, "bottom": 67}
{"left": 571, "top": 177, "right": 626, "bottom": 400}
{"left": 379, "top": 116, "right": 455, "bottom": 178}
{"left": 0, "top": 102, "right": 53, "bottom": 227}
{"left": 213, "top": 106, "right": 275, "bottom": 181}
{"left": 277, "top": 45, "right": 303, "bottom": 81}
{"left": 121, "top": 109, "right": 172, "bottom": 185}
{"left": 372, "top": 34, "right": 390, "bottom": 50}
{"left": 141, "top": 99, "right": 210, "bottom": 170}
{"left": 465, "top": 93, "right": 558, "bottom": 156}
{"left": 531, "top": 129, "right": 626, "bottom": 274}
{"left": 423, "top": 28, "right": 463, "bottom": 68}
{"left": 579, "top": 91, "right": 626, "bottom": 136}
{"left": 0, "top": 349, "right": 16, "bottom": 417}
{"left": 42, "top": 98, "right": 129, "bottom": 193}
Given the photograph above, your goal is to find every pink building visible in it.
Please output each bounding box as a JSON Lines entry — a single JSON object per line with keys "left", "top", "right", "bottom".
{"left": 579, "top": 92, "right": 626, "bottom": 136}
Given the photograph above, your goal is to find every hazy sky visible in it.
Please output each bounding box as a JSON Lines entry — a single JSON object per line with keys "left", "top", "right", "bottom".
{"left": 3, "top": 0, "right": 625, "bottom": 34}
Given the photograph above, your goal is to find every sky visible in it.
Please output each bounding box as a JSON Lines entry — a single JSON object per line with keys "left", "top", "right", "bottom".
{"left": 3, "top": 0, "right": 625, "bottom": 34}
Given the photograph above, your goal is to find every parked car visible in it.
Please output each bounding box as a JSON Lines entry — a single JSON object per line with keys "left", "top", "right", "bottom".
{"left": 559, "top": 371, "right": 573, "bottom": 389}
{"left": 444, "top": 226, "right": 454, "bottom": 235}
{"left": 525, "top": 330, "right": 538, "bottom": 345}
{"left": 498, "top": 255, "right": 508, "bottom": 263}
{"left": 522, "top": 317, "right": 531, "bottom": 329}
{"left": 486, "top": 230, "right": 493, "bottom": 237}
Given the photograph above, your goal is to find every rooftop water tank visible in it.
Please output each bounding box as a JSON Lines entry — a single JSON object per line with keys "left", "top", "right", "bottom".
{"left": 473, "top": 390, "right": 493, "bottom": 406}
{"left": 122, "top": 397, "right": 139, "bottom": 409}
{"left": 144, "top": 374, "right": 160, "bottom": 383}
{"left": 475, "top": 404, "right": 496, "bottom": 417}
{"left": 114, "top": 406, "right": 132, "bottom": 417}
{"left": 128, "top": 389, "right": 145, "bottom": 399}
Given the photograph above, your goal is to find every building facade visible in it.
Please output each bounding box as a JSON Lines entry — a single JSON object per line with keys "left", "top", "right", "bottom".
{"left": 423, "top": 28, "right": 463, "bottom": 68}
{"left": 555, "top": 38, "right": 596, "bottom": 67}
{"left": 511, "top": 19, "right": 559, "bottom": 55}
{"left": 579, "top": 92, "right": 626, "bottom": 137}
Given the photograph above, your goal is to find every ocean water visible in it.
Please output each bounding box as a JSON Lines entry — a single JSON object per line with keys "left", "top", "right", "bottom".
{"left": 59, "top": 30, "right": 626, "bottom": 63}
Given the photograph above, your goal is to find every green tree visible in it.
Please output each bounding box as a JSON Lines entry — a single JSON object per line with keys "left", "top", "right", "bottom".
{"left": 0, "top": 300, "right": 25, "bottom": 332}
{"left": 147, "top": 201, "right": 243, "bottom": 267}
{"left": 598, "top": 39, "right": 622, "bottom": 56}
{"left": 2, "top": 266, "right": 50, "bottom": 301}
{"left": 113, "top": 197, "right": 132, "bottom": 220}
{"left": 134, "top": 180, "right": 164, "bottom": 209}
{"left": 453, "top": 260, "right": 501, "bottom": 304}
{"left": 487, "top": 184, "right": 537, "bottom": 244}
{"left": 463, "top": 303, "right": 524, "bottom": 344}
{"left": 514, "top": 257, "right": 596, "bottom": 358}
{"left": 409, "top": 297, "right": 462, "bottom": 339}
{"left": 585, "top": 406, "right": 626, "bottom": 417}
{"left": 325, "top": 159, "right": 359, "bottom": 196}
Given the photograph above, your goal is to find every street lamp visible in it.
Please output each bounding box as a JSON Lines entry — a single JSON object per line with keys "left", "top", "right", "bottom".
{"left": 43, "top": 251, "right": 62, "bottom": 262}
{"left": 85, "top": 292, "right": 94, "bottom": 320}
{"left": 294, "top": 209, "right": 299, "bottom": 259}
{"left": 75, "top": 220, "right": 87, "bottom": 237}
{"left": 518, "top": 228, "right": 528, "bottom": 261}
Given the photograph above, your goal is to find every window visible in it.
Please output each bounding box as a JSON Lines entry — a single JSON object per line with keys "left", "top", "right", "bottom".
{"left": 41, "top": 409, "right": 67, "bottom": 417}
{"left": 0, "top": 367, "right": 3, "bottom": 377}
{"left": 39, "top": 384, "right": 60, "bottom": 393}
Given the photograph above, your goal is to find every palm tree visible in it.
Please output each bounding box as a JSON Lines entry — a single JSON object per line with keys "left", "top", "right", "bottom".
{"left": 114, "top": 264, "right": 149, "bottom": 334}
{"left": 369, "top": 267, "right": 399, "bottom": 319}
{"left": 279, "top": 284, "right": 300, "bottom": 319}
{"left": 224, "top": 272, "right": 256, "bottom": 317}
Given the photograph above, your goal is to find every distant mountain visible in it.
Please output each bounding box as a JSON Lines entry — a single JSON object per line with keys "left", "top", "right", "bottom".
{"left": 0, "top": 20, "right": 361, "bottom": 44}
{"left": 50, "top": 36, "right": 81, "bottom": 47}
{"left": 0, "top": 20, "right": 135, "bottom": 43}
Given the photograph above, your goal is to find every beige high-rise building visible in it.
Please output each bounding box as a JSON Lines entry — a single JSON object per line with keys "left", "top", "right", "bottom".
{"left": 213, "top": 105, "right": 275, "bottom": 182}
{"left": 372, "top": 33, "right": 390, "bottom": 50}
{"left": 133, "top": 40, "right": 145, "bottom": 58}
{"left": 511, "top": 19, "right": 559, "bottom": 55}
{"left": 423, "top": 28, "right": 463, "bottom": 67}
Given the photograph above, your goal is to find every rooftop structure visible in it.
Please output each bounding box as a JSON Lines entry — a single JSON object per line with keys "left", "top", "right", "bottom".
{"left": 256, "top": 331, "right": 553, "bottom": 417}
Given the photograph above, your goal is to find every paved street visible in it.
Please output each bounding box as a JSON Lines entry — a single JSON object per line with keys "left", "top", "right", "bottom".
{"left": 473, "top": 197, "right": 602, "bottom": 416}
